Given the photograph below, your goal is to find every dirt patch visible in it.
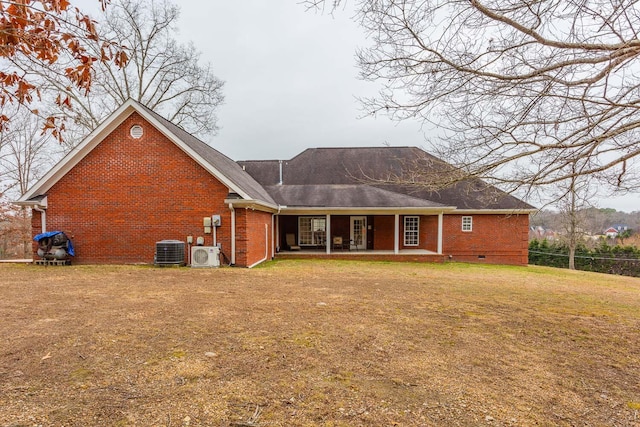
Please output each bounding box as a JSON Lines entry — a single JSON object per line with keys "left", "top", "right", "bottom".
{"left": 1, "top": 260, "right": 639, "bottom": 426}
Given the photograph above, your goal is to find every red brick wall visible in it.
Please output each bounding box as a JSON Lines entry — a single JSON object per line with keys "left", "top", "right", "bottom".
{"left": 330, "top": 216, "right": 350, "bottom": 245}
{"left": 36, "top": 112, "right": 235, "bottom": 265}
{"left": 31, "top": 210, "right": 43, "bottom": 255}
{"left": 234, "top": 209, "right": 273, "bottom": 267}
{"left": 373, "top": 215, "right": 394, "bottom": 250}
{"left": 443, "top": 214, "right": 529, "bottom": 265}
{"left": 421, "top": 215, "right": 438, "bottom": 252}
{"left": 372, "top": 215, "right": 438, "bottom": 251}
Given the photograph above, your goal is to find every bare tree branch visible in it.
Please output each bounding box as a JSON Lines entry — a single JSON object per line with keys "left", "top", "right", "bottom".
{"left": 306, "top": 0, "right": 640, "bottom": 198}
{"left": 20, "top": 0, "right": 224, "bottom": 149}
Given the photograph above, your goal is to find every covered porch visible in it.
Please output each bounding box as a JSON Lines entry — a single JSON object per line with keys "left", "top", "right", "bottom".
{"left": 274, "top": 208, "right": 453, "bottom": 258}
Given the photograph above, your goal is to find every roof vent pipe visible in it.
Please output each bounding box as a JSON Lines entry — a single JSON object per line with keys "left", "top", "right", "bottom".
{"left": 278, "top": 160, "right": 283, "bottom": 185}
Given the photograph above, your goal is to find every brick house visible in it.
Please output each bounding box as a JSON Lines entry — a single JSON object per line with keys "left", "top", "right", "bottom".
{"left": 17, "top": 99, "right": 535, "bottom": 267}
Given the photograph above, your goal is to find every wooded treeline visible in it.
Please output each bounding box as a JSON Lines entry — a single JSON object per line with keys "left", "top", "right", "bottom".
{"left": 531, "top": 208, "right": 640, "bottom": 236}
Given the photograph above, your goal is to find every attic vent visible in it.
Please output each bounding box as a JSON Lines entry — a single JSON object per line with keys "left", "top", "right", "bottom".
{"left": 130, "top": 125, "right": 144, "bottom": 139}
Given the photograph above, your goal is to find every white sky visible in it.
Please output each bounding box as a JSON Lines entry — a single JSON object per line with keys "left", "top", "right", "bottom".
{"left": 91, "top": 1, "right": 639, "bottom": 212}
{"left": 176, "top": 1, "right": 429, "bottom": 160}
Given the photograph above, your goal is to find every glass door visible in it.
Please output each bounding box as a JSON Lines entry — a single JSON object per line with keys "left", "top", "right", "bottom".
{"left": 350, "top": 216, "right": 367, "bottom": 250}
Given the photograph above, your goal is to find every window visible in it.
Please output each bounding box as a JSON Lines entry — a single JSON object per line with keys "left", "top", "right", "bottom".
{"left": 298, "top": 217, "right": 326, "bottom": 246}
{"left": 404, "top": 216, "right": 419, "bottom": 246}
{"left": 462, "top": 216, "right": 473, "bottom": 232}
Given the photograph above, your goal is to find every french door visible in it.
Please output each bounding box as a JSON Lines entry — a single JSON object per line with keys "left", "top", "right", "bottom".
{"left": 350, "top": 216, "right": 367, "bottom": 250}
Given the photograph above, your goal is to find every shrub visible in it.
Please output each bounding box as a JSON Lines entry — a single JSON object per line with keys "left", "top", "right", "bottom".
{"left": 529, "top": 239, "right": 640, "bottom": 277}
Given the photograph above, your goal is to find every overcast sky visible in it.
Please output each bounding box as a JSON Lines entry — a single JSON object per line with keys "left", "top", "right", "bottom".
{"left": 124, "top": 1, "right": 638, "bottom": 212}
{"left": 176, "top": 2, "right": 428, "bottom": 159}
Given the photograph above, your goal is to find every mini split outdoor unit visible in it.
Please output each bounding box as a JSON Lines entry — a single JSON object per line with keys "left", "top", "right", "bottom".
{"left": 155, "top": 240, "right": 185, "bottom": 265}
{"left": 191, "top": 246, "right": 220, "bottom": 268}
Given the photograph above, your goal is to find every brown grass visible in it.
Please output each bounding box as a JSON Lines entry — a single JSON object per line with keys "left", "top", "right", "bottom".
{"left": 0, "top": 260, "right": 639, "bottom": 426}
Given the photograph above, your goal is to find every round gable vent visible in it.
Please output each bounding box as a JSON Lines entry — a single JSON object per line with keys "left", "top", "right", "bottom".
{"left": 130, "top": 125, "right": 144, "bottom": 139}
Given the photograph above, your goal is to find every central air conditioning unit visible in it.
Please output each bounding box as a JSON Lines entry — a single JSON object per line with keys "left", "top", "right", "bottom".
{"left": 155, "top": 240, "right": 185, "bottom": 265}
{"left": 191, "top": 246, "right": 220, "bottom": 268}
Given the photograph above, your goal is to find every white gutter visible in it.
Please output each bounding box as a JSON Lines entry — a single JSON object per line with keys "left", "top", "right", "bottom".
{"left": 15, "top": 197, "right": 48, "bottom": 233}
{"left": 281, "top": 206, "right": 457, "bottom": 215}
{"left": 223, "top": 198, "right": 279, "bottom": 212}
{"left": 451, "top": 208, "right": 537, "bottom": 214}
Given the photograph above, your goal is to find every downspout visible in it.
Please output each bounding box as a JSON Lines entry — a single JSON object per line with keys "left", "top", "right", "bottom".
{"left": 228, "top": 203, "right": 236, "bottom": 266}
{"left": 34, "top": 205, "right": 46, "bottom": 233}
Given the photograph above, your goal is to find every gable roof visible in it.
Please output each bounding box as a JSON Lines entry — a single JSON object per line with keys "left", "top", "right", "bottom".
{"left": 17, "top": 99, "right": 276, "bottom": 208}
{"left": 240, "top": 147, "right": 535, "bottom": 211}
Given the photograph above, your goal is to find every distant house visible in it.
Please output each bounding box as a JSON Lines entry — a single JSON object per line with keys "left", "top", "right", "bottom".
{"left": 529, "top": 226, "right": 558, "bottom": 241}
{"left": 604, "top": 227, "right": 619, "bottom": 238}
{"left": 605, "top": 224, "right": 630, "bottom": 238}
{"left": 16, "top": 99, "right": 535, "bottom": 267}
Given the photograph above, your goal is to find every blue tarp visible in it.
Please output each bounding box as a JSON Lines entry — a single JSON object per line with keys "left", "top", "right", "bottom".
{"left": 33, "top": 231, "right": 74, "bottom": 256}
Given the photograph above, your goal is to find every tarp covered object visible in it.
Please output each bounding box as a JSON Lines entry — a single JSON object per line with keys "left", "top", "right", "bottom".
{"left": 33, "top": 231, "right": 75, "bottom": 256}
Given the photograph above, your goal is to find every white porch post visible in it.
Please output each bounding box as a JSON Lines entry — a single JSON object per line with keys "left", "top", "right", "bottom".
{"left": 271, "top": 214, "right": 275, "bottom": 259}
{"left": 394, "top": 214, "right": 400, "bottom": 254}
{"left": 229, "top": 203, "right": 236, "bottom": 265}
{"left": 437, "top": 212, "right": 444, "bottom": 254}
{"left": 326, "top": 214, "right": 331, "bottom": 254}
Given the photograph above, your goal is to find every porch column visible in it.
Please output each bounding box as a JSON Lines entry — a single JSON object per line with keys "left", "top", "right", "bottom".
{"left": 229, "top": 203, "right": 236, "bottom": 265}
{"left": 437, "top": 212, "right": 444, "bottom": 254}
{"left": 394, "top": 214, "right": 400, "bottom": 254}
{"left": 326, "top": 214, "right": 331, "bottom": 254}
{"left": 275, "top": 214, "right": 280, "bottom": 253}
{"left": 271, "top": 214, "right": 276, "bottom": 259}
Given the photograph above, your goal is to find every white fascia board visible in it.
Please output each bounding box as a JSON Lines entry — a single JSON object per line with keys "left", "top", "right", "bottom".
{"left": 13, "top": 196, "right": 47, "bottom": 208}
{"left": 225, "top": 199, "right": 279, "bottom": 213}
{"left": 278, "top": 206, "right": 458, "bottom": 215}
{"left": 451, "top": 208, "right": 537, "bottom": 215}
{"left": 18, "top": 99, "right": 252, "bottom": 202}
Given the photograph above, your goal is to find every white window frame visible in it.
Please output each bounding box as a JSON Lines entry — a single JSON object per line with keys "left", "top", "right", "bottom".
{"left": 298, "top": 217, "right": 326, "bottom": 246}
{"left": 462, "top": 216, "right": 473, "bottom": 232}
{"left": 403, "top": 216, "right": 420, "bottom": 246}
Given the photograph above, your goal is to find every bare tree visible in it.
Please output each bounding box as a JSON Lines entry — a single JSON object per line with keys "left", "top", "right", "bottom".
{"left": 305, "top": 0, "right": 640, "bottom": 195}
{"left": 29, "top": 0, "right": 224, "bottom": 148}
{"left": 0, "top": 105, "right": 59, "bottom": 257}
{"left": 0, "top": 106, "right": 57, "bottom": 198}
{"left": 0, "top": 0, "right": 126, "bottom": 139}
{"left": 553, "top": 162, "right": 596, "bottom": 269}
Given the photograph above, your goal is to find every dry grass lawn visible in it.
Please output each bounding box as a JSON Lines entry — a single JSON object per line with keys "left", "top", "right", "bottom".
{"left": 1, "top": 260, "right": 639, "bottom": 426}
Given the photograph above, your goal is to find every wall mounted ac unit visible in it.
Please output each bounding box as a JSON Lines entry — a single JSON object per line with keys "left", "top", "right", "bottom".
{"left": 191, "top": 246, "right": 220, "bottom": 268}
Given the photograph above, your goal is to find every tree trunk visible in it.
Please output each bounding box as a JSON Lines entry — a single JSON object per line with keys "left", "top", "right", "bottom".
{"left": 568, "top": 244, "right": 576, "bottom": 270}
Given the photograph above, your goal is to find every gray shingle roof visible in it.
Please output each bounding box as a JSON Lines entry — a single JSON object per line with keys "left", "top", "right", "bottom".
{"left": 240, "top": 147, "right": 534, "bottom": 210}
{"left": 137, "top": 103, "right": 275, "bottom": 205}
{"left": 265, "top": 184, "right": 447, "bottom": 208}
